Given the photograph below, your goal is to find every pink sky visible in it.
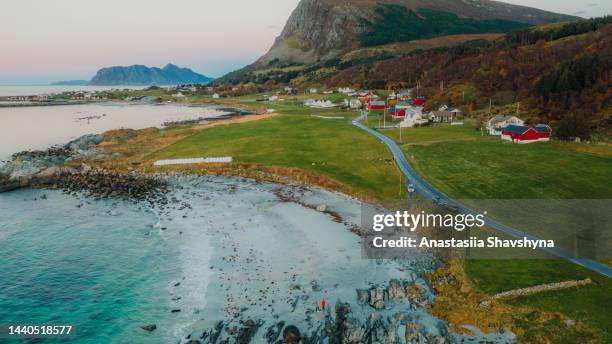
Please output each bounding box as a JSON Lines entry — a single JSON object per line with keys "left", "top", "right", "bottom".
{"left": 1, "top": 0, "right": 609, "bottom": 84}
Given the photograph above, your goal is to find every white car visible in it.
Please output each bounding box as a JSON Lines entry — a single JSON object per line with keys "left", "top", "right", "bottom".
{"left": 408, "top": 184, "right": 415, "bottom": 193}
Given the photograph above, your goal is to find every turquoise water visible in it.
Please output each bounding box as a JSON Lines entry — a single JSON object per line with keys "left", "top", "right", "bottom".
{"left": 0, "top": 189, "right": 180, "bottom": 343}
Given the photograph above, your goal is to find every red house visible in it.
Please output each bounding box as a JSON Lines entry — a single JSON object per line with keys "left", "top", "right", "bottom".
{"left": 389, "top": 109, "right": 407, "bottom": 118}
{"left": 368, "top": 101, "right": 386, "bottom": 111}
{"left": 500, "top": 124, "right": 552, "bottom": 144}
{"left": 412, "top": 96, "right": 427, "bottom": 107}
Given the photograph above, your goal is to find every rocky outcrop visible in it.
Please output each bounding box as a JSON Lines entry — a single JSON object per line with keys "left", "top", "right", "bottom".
{"left": 258, "top": 0, "right": 366, "bottom": 65}
{"left": 191, "top": 279, "right": 459, "bottom": 344}
{"left": 0, "top": 134, "right": 168, "bottom": 203}
{"left": 29, "top": 168, "right": 168, "bottom": 202}
{"left": 256, "top": 0, "right": 577, "bottom": 65}
{"left": 356, "top": 279, "right": 427, "bottom": 310}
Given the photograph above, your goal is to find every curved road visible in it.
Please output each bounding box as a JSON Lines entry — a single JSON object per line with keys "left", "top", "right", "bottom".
{"left": 353, "top": 111, "right": 612, "bottom": 278}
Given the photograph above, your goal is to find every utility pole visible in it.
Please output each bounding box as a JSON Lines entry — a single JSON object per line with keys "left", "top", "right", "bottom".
{"left": 383, "top": 99, "right": 387, "bottom": 128}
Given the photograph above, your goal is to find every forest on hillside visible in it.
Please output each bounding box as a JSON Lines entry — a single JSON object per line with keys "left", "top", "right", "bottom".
{"left": 328, "top": 16, "right": 612, "bottom": 140}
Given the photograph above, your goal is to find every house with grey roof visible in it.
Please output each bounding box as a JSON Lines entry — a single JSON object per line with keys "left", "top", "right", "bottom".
{"left": 487, "top": 115, "right": 524, "bottom": 135}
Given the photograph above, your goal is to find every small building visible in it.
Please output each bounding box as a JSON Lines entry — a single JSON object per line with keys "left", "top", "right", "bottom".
{"left": 309, "top": 88, "right": 318, "bottom": 94}
{"left": 172, "top": 92, "right": 185, "bottom": 98}
{"left": 412, "top": 96, "right": 427, "bottom": 107}
{"left": 389, "top": 102, "right": 412, "bottom": 118}
{"left": 212, "top": 93, "right": 220, "bottom": 99}
{"left": 304, "top": 99, "right": 335, "bottom": 108}
{"left": 487, "top": 115, "right": 524, "bottom": 135}
{"left": 449, "top": 108, "right": 462, "bottom": 116}
{"left": 399, "top": 107, "right": 428, "bottom": 128}
{"left": 368, "top": 100, "right": 386, "bottom": 111}
{"left": 284, "top": 86, "right": 298, "bottom": 95}
{"left": 430, "top": 110, "right": 454, "bottom": 123}
{"left": 500, "top": 125, "right": 552, "bottom": 144}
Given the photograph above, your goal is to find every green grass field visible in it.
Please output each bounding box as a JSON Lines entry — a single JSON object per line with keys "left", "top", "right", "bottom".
{"left": 406, "top": 138, "right": 612, "bottom": 199}
{"left": 150, "top": 111, "right": 406, "bottom": 200}
{"left": 387, "top": 123, "right": 612, "bottom": 342}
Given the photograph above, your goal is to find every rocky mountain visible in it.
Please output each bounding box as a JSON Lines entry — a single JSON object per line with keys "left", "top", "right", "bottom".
{"left": 257, "top": 0, "right": 578, "bottom": 65}
{"left": 88, "top": 64, "right": 212, "bottom": 86}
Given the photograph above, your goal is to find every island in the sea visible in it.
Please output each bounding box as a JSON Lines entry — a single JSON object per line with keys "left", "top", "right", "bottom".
{"left": 52, "top": 63, "right": 213, "bottom": 86}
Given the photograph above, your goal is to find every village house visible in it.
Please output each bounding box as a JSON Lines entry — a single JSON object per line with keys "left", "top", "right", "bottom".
{"left": 500, "top": 124, "right": 552, "bottom": 144}
{"left": 305, "top": 99, "right": 335, "bottom": 108}
{"left": 338, "top": 87, "right": 355, "bottom": 94}
{"left": 368, "top": 100, "right": 386, "bottom": 111}
{"left": 487, "top": 115, "right": 525, "bottom": 135}
{"left": 212, "top": 93, "right": 220, "bottom": 99}
{"left": 284, "top": 86, "right": 298, "bottom": 95}
{"left": 399, "top": 107, "right": 429, "bottom": 128}
{"left": 430, "top": 110, "right": 453, "bottom": 123}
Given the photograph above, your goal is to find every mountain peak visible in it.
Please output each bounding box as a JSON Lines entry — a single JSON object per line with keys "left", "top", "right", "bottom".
{"left": 257, "top": 0, "right": 578, "bottom": 65}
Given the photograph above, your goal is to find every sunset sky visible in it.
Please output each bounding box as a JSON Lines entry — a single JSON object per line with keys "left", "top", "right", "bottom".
{"left": 1, "top": 0, "right": 610, "bottom": 84}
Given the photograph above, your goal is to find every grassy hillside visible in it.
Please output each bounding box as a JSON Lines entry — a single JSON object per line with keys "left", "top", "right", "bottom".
{"left": 359, "top": 5, "right": 528, "bottom": 46}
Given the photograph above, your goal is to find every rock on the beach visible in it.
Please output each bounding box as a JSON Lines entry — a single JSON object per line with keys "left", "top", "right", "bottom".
{"left": 236, "top": 319, "right": 262, "bottom": 344}
{"left": 282, "top": 325, "right": 301, "bottom": 343}
{"left": 140, "top": 324, "right": 157, "bottom": 332}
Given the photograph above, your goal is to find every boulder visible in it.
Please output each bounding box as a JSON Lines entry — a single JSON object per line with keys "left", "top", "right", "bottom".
{"left": 283, "top": 325, "right": 301, "bottom": 343}
{"left": 140, "top": 324, "right": 157, "bottom": 332}
{"left": 369, "top": 287, "right": 386, "bottom": 309}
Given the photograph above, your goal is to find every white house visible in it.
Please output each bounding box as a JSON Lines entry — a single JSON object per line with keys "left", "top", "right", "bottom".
{"left": 338, "top": 87, "right": 355, "bottom": 94}
{"left": 399, "top": 107, "right": 428, "bottom": 128}
{"left": 487, "top": 115, "right": 524, "bottom": 135}
{"left": 305, "top": 99, "right": 335, "bottom": 108}
{"left": 172, "top": 92, "right": 185, "bottom": 98}
{"left": 212, "top": 93, "right": 220, "bottom": 99}
{"left": 309, "top": 88, "right": 318, "bottom": 94}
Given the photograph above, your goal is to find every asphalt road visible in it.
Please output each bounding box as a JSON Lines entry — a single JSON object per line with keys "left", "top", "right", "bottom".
{"left": 353, "top": 112, "right": 612, "bottom": 278}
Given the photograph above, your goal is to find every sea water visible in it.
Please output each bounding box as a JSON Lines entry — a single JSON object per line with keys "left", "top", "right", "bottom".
{"left": 0, "top": 188, "right": 180, "bottom": 343}
{"left": 0, "top": 103, "right": 228, "bottom": 160}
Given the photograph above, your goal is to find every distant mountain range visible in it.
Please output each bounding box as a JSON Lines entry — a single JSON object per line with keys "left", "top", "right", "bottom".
{"left": 50, "top": 80, "right": 89, "bottom": 86}
{"left": 53, "top": 64, "right": 212, "bottom": 86}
